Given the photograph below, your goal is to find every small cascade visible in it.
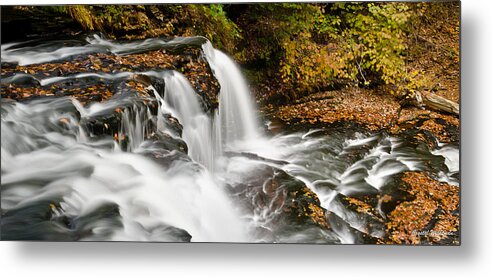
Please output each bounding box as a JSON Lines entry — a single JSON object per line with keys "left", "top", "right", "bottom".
{"left": 161, "top": 72, "right": 214, "bottom": 167}
{"left": 151, "top": 71, "right": 217, "bottom": 169}
{"left": 202, "top": 41, "right": 261, "bottom": 149}
{"left": 119, "top": 103, "right": 153, "bottom": 152}
{"left": 0, "top": 79, "right": 250, "bottom": 242}
{"left": 143, "top": 41, "right": 265, "bottom": 168}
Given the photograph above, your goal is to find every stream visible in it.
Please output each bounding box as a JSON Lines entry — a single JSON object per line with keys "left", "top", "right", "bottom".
{"left": 1, "top": 35, "right": 459, "bottom": 243}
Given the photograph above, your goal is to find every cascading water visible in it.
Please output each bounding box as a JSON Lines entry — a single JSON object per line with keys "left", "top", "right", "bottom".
{"left": 1, "top": 79, "right": 249, "bottom": 243}
{"left": 1, "top": 35, "right": 459, "bottom": 243}
{"left": 202, "top": 41, "right": 261, "bottom": 149}
{"left": 149, "top": 71, "right": 217, "bottom": 169}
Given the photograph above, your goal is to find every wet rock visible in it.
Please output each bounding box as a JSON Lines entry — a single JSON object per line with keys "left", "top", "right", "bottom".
{"left": 77, "top": 91, "right": 188, "bottom": 154}
{"left": 226, "top": 163, "right": 334, "bottom": 242}
{"left": 83, "top": 112, "right": 121, "bottom": 137}
{"left": 326, "top": 212, "right": 375, "bottom": 244}
{"left": 147, "top": 224, "right": 192, "bottom": 242}
{"left": 141, "top": 144, "right": 192, "bottom": 169}
{"left": 0, "top": 191, "right": 191, "bottom": 241}
{"left": 152, "top": 133, "right": 188, "bottom": 154}
{"left": 0, "top": 198, "right": 121, "bottom": 241}
{"left": 382, "top": 172, "right": 460, "bottom": 245}
{"left": 1, "top": 198, "right": 75, "bottom": 241}
{"left": 278, "top": 171, "right": 331, "bottom": 230}
{"left": 161, "top": 113, "right": 184, "bottom": 137}
{"left": 393, "top": 107, "right": 460, "bottom": 145}
{"left": 1, "top": 73, "right": 41, "bottom": 86}
{"left": 71, "top": 202, "right": 123, "bottom": 240}
{"left": 1, "top": 42, "right": 221, "bottom": 111}
{"left": 223, "top": 151, "right": 288, "bottom": 166}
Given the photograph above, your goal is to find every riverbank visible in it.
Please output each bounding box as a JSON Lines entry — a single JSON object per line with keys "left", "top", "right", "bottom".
{"left": 261, "top": 86, "right": 459, "bottom": 144}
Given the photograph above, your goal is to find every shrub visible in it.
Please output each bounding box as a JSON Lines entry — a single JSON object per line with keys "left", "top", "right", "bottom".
{"left": 176, "top": 4, "right": 241, "bottom": 54}
{"left": 330, "top": 3, "right": 415, "bottom": 96}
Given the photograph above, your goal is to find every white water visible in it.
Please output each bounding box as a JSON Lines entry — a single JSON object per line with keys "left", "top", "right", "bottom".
{"left": 155, "top": 71, "right": 217, "bottom": 170}
{"left": 432, "top": 143, "right": 460, "bottom": 186}
{"left": 202, "top": 41, "right": 261, "bottom": 149}
{"left": 221, "top": 129, "right": 459, "bottom": 241}
{"left": 432, "top": 144, "right": 460, "bottom": 173}
{"left": 2, "top": 98, "right": 328, "bottom": 241}
{"left": 1, "top": 34, "right": 207, "bottom": 66}
{"left": 1, "top": 38, "right": 265, "bottom": 242}
{"left": 1, "top": 41, "right": 100, "bottom": 66}
{"left": 1, "top": 81, "right": 249, "bottom": 242}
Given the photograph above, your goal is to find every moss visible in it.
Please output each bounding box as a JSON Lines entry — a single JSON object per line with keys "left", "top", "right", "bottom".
{"left": 176, "top": 4, "right": 241, "bottom": 54}
{"left": 67, "top": 5, "right": 98, "bottom": 31}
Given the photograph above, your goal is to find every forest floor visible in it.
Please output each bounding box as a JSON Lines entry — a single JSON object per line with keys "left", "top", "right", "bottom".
{"left": 260, "top": 86, "right": 459, "bottom": 144}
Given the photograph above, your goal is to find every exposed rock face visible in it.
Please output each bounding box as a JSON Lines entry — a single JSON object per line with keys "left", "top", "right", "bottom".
{"left": 2, "top": 199, "right": 192, "bottom": 242}
{"left": 393, "top": 107, "right": 460, "bottom": 145}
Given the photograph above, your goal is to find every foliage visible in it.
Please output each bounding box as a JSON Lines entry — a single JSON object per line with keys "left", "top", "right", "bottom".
{"left": 84, "top": 5, "right": 153, "bottom": 37}
{"left": 43, "top": 5, "right": 155, "bottom": 38}
{"left": 234, "top": 4, "right": 342, "bottom": 99}
{"left": 280, "top": 37, "right": 341, "bottom": 98}
{"left": 234, "top": 2, "right": 442, "bottom": 100}
{"left": 174, "top": 4, "right": 241, "bottom": 53}
{"left": 274, "top": 4, "right": 341, "bottom": 97}
{"left": 41, "top": 6, "right": 68, "bottom": 15}
{"left": 234, "top": 4, "right": 318, "bottom": 65}
{"left": 330, "top": 3, "right": 415, "bottom": 96}
{"left": 67, "top": 5, "right": 99, "bottom": 31}
{"left": 49, "top": 4, "right": 240, "bottom": 52}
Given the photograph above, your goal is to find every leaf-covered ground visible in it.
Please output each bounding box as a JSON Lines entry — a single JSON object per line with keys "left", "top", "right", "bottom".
{"left": 261, "top": 86, "right": 459, "bottom": 145}
{"left": 383, "top": 172, "right": 459, "bottom": 245}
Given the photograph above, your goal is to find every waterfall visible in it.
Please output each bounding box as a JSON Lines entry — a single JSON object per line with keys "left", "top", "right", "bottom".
{"left": 144, "top": 42, "right": 263, "bottom": 169}
{"left": 1, "top": 95, "right": 249, "bottom": 242}
{"left": 202, "top": 41, "right": 261, "bottom": 149}
{"left": 150, "top": 71, "right": 217, "bottom": 170}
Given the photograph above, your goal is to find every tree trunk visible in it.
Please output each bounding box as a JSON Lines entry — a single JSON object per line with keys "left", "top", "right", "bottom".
{"left": 415, "top": 91, "right": 460, "bottom": 116}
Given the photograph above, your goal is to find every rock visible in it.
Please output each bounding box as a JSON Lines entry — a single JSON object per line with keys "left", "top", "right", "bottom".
{"left": 226, "top": 162, "right": 334, "bottom": 242}
{"left": 223, "top": 151, "right": 288, "bottom": 165}
{"left": 147, "top": 224, "right": 192, "bottom": 242}
{"left": 71, "top": 202, "right": 123, "bottom": 240}
{"left": 1, "top": 73, "right": 41, "bottom": 86}
{"left": 382, "top": 172, "right": 460, "bottom": 245}
{"left": 161, "top": 113, "right": 184, "bottom": 137}
{"left": 0, "top": 198, "right": 75, "bottom": 241}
